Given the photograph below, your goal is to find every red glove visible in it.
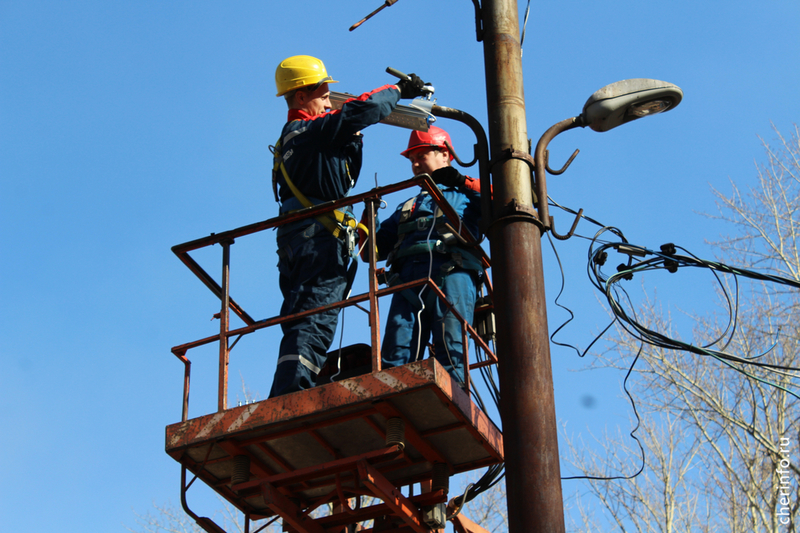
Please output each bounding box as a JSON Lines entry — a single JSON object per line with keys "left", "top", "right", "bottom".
{"left": 464, "top": 176, "right": 493, "bottom": 198}
{"left": 463, "top": 176, "right": 481, "bottom": 193}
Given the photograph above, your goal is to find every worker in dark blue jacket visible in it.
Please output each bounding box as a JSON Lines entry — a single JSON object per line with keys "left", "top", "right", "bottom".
{"left": 270, "top": 55, "right": 429, "bottom": 397}
{"left": 369, "top": 126, "right": 484, "bottom": 386}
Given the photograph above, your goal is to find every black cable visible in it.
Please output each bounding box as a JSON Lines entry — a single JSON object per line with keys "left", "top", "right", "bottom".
{"left": 588, "top": 241, "right": 800, "bottom": 398}
{"left": 546, "top": 198, "right": 799, "bottom": 484}
{"left": 543, "top": 199, "right": 650, "bottom": 482}
{"left": 561, "top": 339, "right": 646, "bottom": 481}
{"left": 547, "top": 231, "right": 617, "bottom": 358}
{"left": 460, "top": 323, "right": 504, "bottom": 503}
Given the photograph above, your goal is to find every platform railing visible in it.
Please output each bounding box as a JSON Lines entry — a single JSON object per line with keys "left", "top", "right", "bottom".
{"left": 170, "top": 175, "right": 496, "bottom": 421}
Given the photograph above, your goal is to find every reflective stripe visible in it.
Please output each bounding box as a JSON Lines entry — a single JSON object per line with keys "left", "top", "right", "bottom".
{"left": 276, "top": 354, "right": 321, "bottom": 375}
{"left": 282, "top": 127, "right": 307, "bottom": 145}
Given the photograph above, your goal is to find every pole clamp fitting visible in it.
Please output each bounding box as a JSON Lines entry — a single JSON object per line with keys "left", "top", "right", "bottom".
{"left": 486, "top": 198, "right": 544, "bottom": 234}
{"left": 489, "top": 147, "right": 536, "bottom": 174}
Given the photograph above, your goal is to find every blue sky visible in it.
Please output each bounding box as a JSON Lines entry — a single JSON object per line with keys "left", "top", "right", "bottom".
{"left": 2, "top": 1, "right": 799, "bottom": 531}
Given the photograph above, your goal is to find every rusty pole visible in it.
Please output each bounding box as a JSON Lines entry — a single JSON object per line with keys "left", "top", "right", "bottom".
{"left": 480, "top": 0, "right": 566, "bottom": 531}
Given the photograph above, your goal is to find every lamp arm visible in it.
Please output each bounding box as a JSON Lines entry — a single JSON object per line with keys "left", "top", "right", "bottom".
{"left": 533, "top": 116, "right": 583, "bottom": 231}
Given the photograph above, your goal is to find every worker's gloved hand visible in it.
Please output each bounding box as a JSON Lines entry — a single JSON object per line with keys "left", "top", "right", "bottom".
{"left": 396, "top": 73, "right": 427, "bottom": 99}
{"left": 432, "top": 166, "right": 466, "bottom": 188}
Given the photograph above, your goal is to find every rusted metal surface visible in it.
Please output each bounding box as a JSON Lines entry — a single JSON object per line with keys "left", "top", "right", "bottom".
{"left": 261, "top": 482, "right": 326, "bottom": 533}
{"left": 171, "top": 175, "right": 490, "bottom": 281}
{"left": 481, "top": 0, "right": 566, "bottom": 531}
{"left": 170, "top": 277, "right": 477, "bottom": 365}
{"left": 174, "top": 353, "right": 191, "bottom": 422}
{"left": 170, "top": 176, "right": 496, "bottom": 418}
{"left": 171, "top": 176, "right": 481, "bottom": 255}
{"left": 218, "top": 240, "right": 231, "bottom": 412}
{"left": 166, "top": 359, "right": 501, "bottom": 458}
{"left": 365, "top": 197, "right": 382, "bottom": 373}
{"left": 358, "top": 460, "right": 428, "bottom": 533}
{"left": 532, "top": 116, "right": 581, "bottom": 232}
{"left": 167, "top": 359, "right": 503, "bottom": 531}
{"left": 170, "top": 275, "right": 494, "bottom": 424}
{"left": 169, "top": 173, "right": 503, "bottom": 533}
{"left": 234, "top": 446, "right": 403, "bottom": 495}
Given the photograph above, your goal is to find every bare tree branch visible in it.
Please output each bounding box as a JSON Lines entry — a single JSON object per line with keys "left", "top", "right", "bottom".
{"left": 564, "top": 124, "right": 800, "bottom": 532}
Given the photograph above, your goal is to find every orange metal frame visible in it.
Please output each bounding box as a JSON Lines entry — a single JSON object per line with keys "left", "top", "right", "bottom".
{"left": 167, "top": 359, "right": 502, "bottom": 532}
{"left": 170, "top": 176, "right": 495, "bottom": 419}
{"left": 167, "top": 176, "right": 500, "bottom": 533}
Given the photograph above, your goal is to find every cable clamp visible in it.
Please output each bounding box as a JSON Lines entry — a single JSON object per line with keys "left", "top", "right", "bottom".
{"left": 615, "top": 244, "right": 647, "bottom": 257}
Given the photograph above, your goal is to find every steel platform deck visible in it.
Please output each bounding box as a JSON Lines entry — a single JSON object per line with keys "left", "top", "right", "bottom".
{"left": 165, "top": 358, "right": 503, "bottom": 524}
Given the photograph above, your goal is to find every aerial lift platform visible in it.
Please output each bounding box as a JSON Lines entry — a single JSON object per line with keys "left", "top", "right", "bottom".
{"left": 167, "top": 176, "right": 502, "bottom": 533}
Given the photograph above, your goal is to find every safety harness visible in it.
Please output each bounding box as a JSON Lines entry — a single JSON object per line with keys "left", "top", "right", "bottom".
{"left": 385, "top": 194, "right": 484, "bottom": 287}
{"left": 271, "top": 137, "right": 368, "bottom": 242}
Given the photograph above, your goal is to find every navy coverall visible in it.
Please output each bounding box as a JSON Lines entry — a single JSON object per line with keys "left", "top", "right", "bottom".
{"left": 270, "top": 85, "right": 401, "bottom": 398}
{"left": 373, "top": 179, "right": 483, "bottom": 384}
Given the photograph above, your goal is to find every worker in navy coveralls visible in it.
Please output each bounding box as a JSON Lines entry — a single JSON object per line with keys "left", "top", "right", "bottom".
{"left": 270, "top": 55, "right": 429, "bottom": 397}
{"left": 368, "top": 126, "right": 484, "bottom": 386}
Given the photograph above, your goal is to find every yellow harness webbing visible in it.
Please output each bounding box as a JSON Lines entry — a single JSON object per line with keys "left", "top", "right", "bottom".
{"left": 275, "top": 148, "right": 368, "bottom": 238}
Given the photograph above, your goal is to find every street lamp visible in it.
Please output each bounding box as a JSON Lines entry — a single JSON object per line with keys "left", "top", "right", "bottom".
{"left": 534, "top": 78, "right": 683, "bottom": 233}
{"left": 330, "top": 91, "right": 435, "bottom": 132}
{"left": 582, "top": 78, "right": 683, "bottom": 132}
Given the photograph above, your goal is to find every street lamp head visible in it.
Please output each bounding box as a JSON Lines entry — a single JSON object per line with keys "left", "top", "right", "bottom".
{"left": 581, "top": 79, "right": 683, "bottom": 132}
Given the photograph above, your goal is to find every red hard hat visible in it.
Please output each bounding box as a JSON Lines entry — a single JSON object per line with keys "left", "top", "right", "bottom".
{"left": 400, "top": 126, "right": 454, "bottom": 160}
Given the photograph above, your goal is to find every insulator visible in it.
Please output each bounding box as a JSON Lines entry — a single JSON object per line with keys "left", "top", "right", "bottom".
{"left": 385, "top": 417, "right": 405, "bottom": 450}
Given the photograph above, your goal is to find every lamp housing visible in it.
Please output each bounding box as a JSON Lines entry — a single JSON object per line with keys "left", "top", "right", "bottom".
{"left": 581, "top": 79, "right": 683, "bottom": 132}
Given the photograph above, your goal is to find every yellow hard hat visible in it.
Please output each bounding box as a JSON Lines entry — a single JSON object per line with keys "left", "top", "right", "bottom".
{"left": 275, "top": 55, "right": 339, "bottom": 97}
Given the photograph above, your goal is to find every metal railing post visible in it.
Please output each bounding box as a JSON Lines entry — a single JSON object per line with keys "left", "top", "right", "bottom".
{"left": 218, "top": 239, "right": 232, "bottom": 412}
{"left": 365, "top": 197, "right": 382, "bottom": 372}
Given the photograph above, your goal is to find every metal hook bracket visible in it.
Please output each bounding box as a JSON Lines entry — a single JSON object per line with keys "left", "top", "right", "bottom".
{"left": 545, "top": 148, "right": 580, "bottom": 175}
{"left": 445, "top": 140, "right": 478, "bottom": 168}
{"left": 548, "top": 208, "right": 583, "bottom": 241}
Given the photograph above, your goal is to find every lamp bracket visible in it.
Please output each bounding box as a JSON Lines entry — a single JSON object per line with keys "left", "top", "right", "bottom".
{"left": 489, "top": 148, "right": 536, "bottom": 173}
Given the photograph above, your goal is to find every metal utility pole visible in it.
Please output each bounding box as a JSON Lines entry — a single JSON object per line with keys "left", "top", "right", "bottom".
{"left": 480, "top": 0, "right": 567, "bottom": 531}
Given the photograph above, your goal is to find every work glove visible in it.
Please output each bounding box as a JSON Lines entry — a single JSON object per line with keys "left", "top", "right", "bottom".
{"left": 396, "top": 73, "right": 427, "bottom": 99}
{"left": 432, "top": 166, "right": 466, "bottom": 188}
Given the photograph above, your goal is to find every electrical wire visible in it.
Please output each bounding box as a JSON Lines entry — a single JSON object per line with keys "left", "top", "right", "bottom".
{"left": 546, "top": 196, "right": 799, "bottom": 484}
{"left": 545, "top": 198, "right": 627, "bottom": 358}
{"left": 458, "top": 319, "right": 505, "bottom": 503}
{"left": 543, "top": 198, "right": 652, "bottom": 482}
{"left": 561, "top": 339, "right": 646, "bottom": 481}
{"left": 519, "top": 0, "right": 532, "bottom": 56}
{"left": 588, "top": 240, "right": 800, "bottom": 399}
{"left": 412, "top": 196, "right": 438, "bottom": 362}
{"left": 546, "top": 230, "right": 616, "bottom": 358}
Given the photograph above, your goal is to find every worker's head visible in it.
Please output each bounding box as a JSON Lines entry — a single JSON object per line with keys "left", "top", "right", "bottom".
{"left": 275, "top": 55, "right": 338, "bottom": 113}
{"left": 401, "top": 126, "right": 454, "bottom": 177}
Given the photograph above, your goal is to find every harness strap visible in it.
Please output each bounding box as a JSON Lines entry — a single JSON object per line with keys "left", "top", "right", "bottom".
{"left": 397, "top": 215, "right": 441, "bottom": 234}
{"left": 391, "top": 242, "right": 483, "bottom": 272}
{"left": 278, "top": 160, "right": 347, "bottom": 238}
{"left": 397, "top": 197, "right": 418, "bottom": 224}
{"left": 272, "top": 138, "right": 368, "bottom": 238}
